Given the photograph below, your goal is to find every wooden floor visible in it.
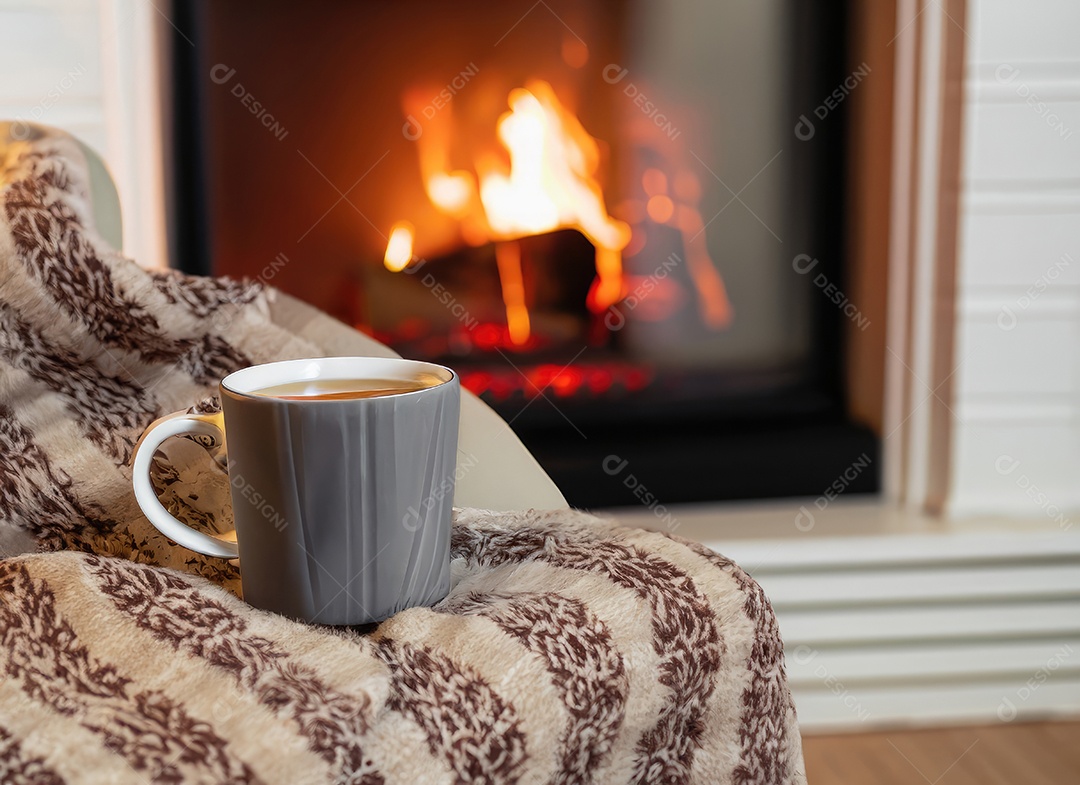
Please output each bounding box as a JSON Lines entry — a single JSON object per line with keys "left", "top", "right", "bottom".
{"left": 801, "top": 720, "right": 1080, "bottom": 784}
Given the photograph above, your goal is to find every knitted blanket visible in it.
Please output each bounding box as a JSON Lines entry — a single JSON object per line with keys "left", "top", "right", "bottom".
{"left": 0, "top": 125, "right": 805, "bottom": 784}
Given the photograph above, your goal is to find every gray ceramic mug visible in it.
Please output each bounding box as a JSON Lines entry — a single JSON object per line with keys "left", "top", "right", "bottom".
{"left": 132, "top": 356, "right": 460, "bottom": 625}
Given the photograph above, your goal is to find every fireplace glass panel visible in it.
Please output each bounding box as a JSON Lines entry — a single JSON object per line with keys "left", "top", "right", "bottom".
{"left": 174, "top": 0, "right": 877, "bottom": 506}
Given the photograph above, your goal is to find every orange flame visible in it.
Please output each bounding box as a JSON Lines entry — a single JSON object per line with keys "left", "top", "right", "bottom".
{"left": 383, "top": 221, "right": 415, "bottom": 272}
{"left": 386, "top": 80, "right": 632, "bottom": 342}
{"left": 494, "top": 241, "right": 531, "bottom": 345}
{"left": 478, "top": 82, "right": 630, "bottom": 253}
{"left": 385, "top": 79, "right": 732, "bottom": 341}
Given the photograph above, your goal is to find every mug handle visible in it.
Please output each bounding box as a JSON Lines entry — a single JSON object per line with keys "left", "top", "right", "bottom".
{"left": 131, "top": 411, "right": 240, "bottom": 559}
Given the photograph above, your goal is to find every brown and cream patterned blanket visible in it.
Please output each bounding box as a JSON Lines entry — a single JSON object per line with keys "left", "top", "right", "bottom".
{"left": 0, "top": 125, "right": 805, "bottom": 784}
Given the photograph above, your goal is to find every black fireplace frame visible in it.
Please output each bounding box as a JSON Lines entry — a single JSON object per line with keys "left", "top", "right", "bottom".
{"left": 167, "top": 0, "right": 880, "bottom": 510}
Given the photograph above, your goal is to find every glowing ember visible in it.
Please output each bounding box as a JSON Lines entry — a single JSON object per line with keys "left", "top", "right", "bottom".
{"left": 383, "top": 221, "right": 415, "bottom": 272}
{"left": 494, "top": 241, "right": 531, "bottom": 346}
{"left": 458, "top": 362, "right": 654, "bottom": 402}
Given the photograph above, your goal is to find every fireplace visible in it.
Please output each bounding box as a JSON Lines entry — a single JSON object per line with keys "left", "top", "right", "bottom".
{"left": 169, "top": 0, "right": 879, "bottom": 508}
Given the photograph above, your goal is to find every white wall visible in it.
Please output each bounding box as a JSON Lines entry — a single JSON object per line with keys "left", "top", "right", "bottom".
{"left": 0, "top": 0, "right": 167, "bottom": 267}
{"left": 950, "top": 0, "right": 1080, "bottom": 521}
{"left": 0, "top": 0, "right": 105, "bottom": 150}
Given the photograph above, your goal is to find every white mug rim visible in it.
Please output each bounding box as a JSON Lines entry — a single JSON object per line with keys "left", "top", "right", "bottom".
{"left": 220, "top": 356, "right": 456, "bottom": 403}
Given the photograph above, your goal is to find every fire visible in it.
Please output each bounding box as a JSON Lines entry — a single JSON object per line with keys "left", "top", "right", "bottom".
{"left": 384, "top": 80, "right": 630, "bottom": 342}
{"left": 494, "top": 241, "right": 531, "bottom": 345}
{"left": 478, "top": 82, "right": 630, "bottom": 254}
{"left": 384, "top": 78, "right": 731, "bottom": 343}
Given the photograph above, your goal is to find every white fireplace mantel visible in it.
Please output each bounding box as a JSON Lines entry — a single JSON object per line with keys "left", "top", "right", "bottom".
{"left": 879, "top": 0, "right": 1080, "bottom": 525}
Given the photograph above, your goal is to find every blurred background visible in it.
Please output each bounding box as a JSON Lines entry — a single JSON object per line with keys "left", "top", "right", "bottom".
{"left": 2, "top": 0, "right": 1078, "bottom": 780}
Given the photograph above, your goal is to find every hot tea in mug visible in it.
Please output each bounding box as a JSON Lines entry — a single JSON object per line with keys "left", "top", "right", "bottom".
{"left": 131, "top": 356, "right": 460, "bottom": 625}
